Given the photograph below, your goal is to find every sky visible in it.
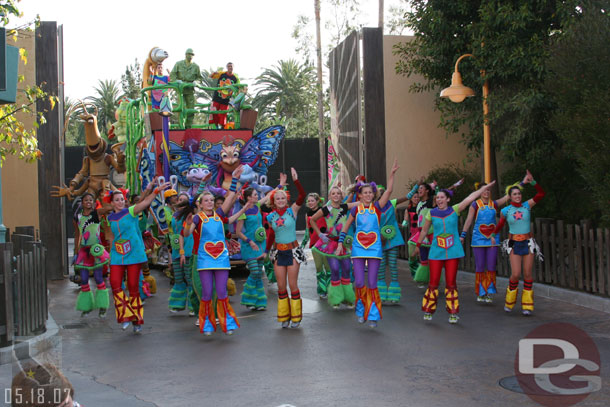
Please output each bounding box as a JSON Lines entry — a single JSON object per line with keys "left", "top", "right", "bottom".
{"left": 13, "top": 0, "right": 409, "bottom": 100}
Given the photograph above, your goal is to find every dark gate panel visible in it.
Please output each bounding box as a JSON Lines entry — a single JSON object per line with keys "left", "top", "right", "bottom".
{"left": 329, "top": 31, "right": 362, "bottom": 182}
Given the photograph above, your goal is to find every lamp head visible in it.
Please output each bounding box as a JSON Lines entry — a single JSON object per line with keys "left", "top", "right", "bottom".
{"left": 440, "top": 71, "right": 475, "bottom": 103}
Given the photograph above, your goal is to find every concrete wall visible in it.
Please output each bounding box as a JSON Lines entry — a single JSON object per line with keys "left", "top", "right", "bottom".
{"left": 382, "top": 35, "right": 472, "bottom": 197}
{"left": 1, "top": 31, "right": 40, "bottom": 232}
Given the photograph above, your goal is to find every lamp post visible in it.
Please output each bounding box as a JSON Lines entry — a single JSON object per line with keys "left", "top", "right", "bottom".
{"left": 440, "top": 54, "right": 491, "bottom": 183}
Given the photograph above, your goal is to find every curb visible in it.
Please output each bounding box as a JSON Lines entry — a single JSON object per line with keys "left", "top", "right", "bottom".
{"left": 397, "top": 259, "right": 610, "bottom": 314}
{"left": 0, "top": 313, "right": 60, "bottom": 366}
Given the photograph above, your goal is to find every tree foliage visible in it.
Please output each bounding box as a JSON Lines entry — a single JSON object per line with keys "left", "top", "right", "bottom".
{"left": 253, "top": 59, "right": 320, "bottom": 137}
{"left": 546, "top": 1, "right": 610, "bottom": 223}
{"left": 120, "top": 59, "right": 142, "bottom": 100}
{"left": 0, "top": 1, "right": 56, "bottom": 165}
{"left": 89, "top": 79, "right": 121, "bottom": 137}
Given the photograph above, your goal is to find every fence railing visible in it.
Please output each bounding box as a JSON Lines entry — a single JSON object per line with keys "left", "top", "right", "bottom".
{"left": 396, "top": 212, "right": 610, "bottom": 297}
{"left": 0, "top": 228, "right": 48, "bottom": 348}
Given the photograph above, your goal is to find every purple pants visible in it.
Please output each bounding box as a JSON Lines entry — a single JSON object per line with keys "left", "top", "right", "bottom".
{"left": 80, "top": 268, "right": 105, "bottom": 287}
{"left": 328, "top": 257, "right": 351, "bottom": 282}
{"left": 352, "top": 258, "right": 381, "bottom": 289}
{"left": 473, "top": 246, "right": 498, "bottom": 273}
{"left": 199, "top": 270, "right": 229, "bottom": 301}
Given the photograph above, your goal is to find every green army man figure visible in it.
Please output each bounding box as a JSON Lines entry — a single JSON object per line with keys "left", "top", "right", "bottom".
{"left": 170, "top": 48, "right": 203, "bottom": 128}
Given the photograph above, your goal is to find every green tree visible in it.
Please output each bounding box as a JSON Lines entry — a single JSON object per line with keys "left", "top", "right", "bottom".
{"left": 253, "top": 60, "right": 318, "bottom": 137}
{"left": 546, "top": 1, "right": 610, "bottom": 224}
{"left": 120, "top": 58, "right": 142, "bottom": 100}
{"left": 0, "top": 1, "right": 56, "bottom": 164}
{"left": 392, "top": 1, "right": 593, "bottom": 221}
{"left": 90, "top": 79, "right": 121, "bottom": 136}
{"left": 63, "top": 97, "right": 85, "bottom": 146}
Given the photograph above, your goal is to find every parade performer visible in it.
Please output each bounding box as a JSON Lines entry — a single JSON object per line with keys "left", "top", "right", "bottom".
{"left": 408, "top": 182, "right": 435, "bottom": 286}
{"left": 303, "top": 192, "right": 331, "bottom": 299}
{"left": 493, "top": 170, "right": 545, "bottom": 316}
{"left": 183, "top": 166, "right": 245, "bottom": 335}
{"left": 310, "top": 186, "right": 359, "bottom": 309}
{"left": 209, "top": 62, "right": 239, "bottom": 128}
{"left": 170, "top": 48, "right": 202, "bottom": 129}
{"left": 402, "top": 192, "right": 420, "bottom": 277}
{"left": 415, "top": 182, "right": 495, "bottom": 324}
{"left": 169, "top": 193, "right": 195, "bottom": 313}
{"left": 461, "top": 184, "right": 509, "bottom": 303}
{"left": 148, "top": 63, "right": 170, "bottom": 110}
{"left": 376, "top": 186, "right": 409, "bottom": 303}
{"left": 267, "top": 168, "right": 307, "bottom": 328}
{"left": 335, "top": 159, "right": 400, "bottom": 328}
{"left": 107, "top": 180, "right": 170, "bottom": 334}
{"left": 73, "top": 193, "right": 110, "bottom": 318}
{"left": 235, "top": 181, "right": 284, "bottom": 311}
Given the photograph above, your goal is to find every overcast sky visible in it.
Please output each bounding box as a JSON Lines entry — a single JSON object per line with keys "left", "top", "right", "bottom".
{"left": 14, "top": 0, "right": 408, "bottom": 100}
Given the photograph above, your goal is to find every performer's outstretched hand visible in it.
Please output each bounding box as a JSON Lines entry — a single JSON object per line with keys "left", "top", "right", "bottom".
{"left": 291, "top": 167, "right": 298, "bottom": 181}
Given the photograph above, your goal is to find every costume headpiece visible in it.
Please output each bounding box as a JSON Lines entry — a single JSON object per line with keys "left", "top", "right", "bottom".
{"left": 103, "top": 188, "right": 129, "bottom": 204}
{"left": 355, "top": 181, "right": 377, "bottom": 195}
{"left": 505, "top": 182, "right": 523, "bottom": 196}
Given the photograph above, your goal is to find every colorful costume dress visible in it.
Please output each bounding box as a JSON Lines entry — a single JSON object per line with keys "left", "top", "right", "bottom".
{"left": 377, "top": 199, "right": 406, "bottom": 303}
{"left": 168, "top": 214, "right": 194, "bottom": 312}
{"left": 313, "top": 203, "right": 356, "bottom": 307}
{"left": 151, "top": 74, "right": 169, "bottom": 109}
{"left": 408, "top": 200, "right": 434, "bottom": 284}
{"left": 470, "top": 199, "right": 500, "bottom": 298}
{"left": 421, "top": 204, "right": 463, "bottom": 317}
{"left": 350, "top": 203, "right": 383, "bottom": 324}
{"left": 267, "top": 207, "right": 307, "bottom": 324}
{"left": 305, "top": 207, "right": 331, "bottom": 298}
{"left": 74, "top": 210, "right": 110, "bottom": 314}
{"left": 191, "top": 208, "right": 239, "bottom": 334}
{"left": 497, "top": 200, "right": 543, "bottom": 313}
{"left": 238, "top": 203, "right": 268, "bottom": 310}
{"left": 406, "top": 205, "right": 419, "bottom": 277}
{"left": 108, "top": 206, "right": 148, "bottom": 325}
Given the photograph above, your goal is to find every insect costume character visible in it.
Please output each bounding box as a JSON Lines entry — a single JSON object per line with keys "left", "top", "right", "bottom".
{"left": 74, "top": 209, "right": 110, "bottom": 316}
{"left": 312, "top": 203, "right": 355, "bottom": 308}
{"left": 377, "top": 199, "right": 406, "bottom": 303}
{"left": 304, "top": 207, "right": 331, "bottom": 299}
{"left": 408, "top": 199, "right": 434, "bottom": 284}
{"left": 421, "top": 205, "right": 464, "bottom": 320}
{"left": 238, "top": 203, "right": 268, "bottom": 310}
{"left": 495, "top": 182, "right": 545, "bottom": 315}
{"left": 168, "top": 214, "right": 194, "bottom": 312}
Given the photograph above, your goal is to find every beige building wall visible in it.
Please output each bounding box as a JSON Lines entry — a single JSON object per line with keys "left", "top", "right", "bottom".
{"left": 1, "top": 31, "right": 40, "bottom": 232}
{"left": 383, "top": 35, "right": 472, "bottom": 198}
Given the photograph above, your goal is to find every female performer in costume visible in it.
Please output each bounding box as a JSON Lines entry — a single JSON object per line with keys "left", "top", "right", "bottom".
{"left": 304, "top": 192, "right": 331, "bottom": 299}
{"left": 236, "top": 178, "right": 286, "bottom": 311}
{"left": 460, "top": 184, "right": 508, "bottom": 303}
{"left": 183, "top": 166, "right": 245, "bottom": 335}
{"left": 107, "top": 180, "right": 170, "bottom": 333}
{"left": 267, "top": 168, "right": 307, "bottom": 328}
{"left": 492, "top": 170, "right": 545, "bottom": 315}
{"left": 334, "top": 159, "right": 400, "bottom": 327}
{"left": 74, "top": 193, "right": 110, "bottom": 318}
{"left": 310, "top": 186, "right": 359, "bottom": 309}
{"left": 414, "top": 182, "right": 495, "bottom": 324}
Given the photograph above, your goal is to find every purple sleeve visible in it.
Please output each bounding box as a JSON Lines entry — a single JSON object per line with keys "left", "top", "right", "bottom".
{"left": 350, "top": 207, "right": 358, "bottom": 217}
{"left": 471, "top": 201, "right": 477, "bottom": 209}
{"left": 378, "top": 201, "right": 392, "bottom": 212}
{"left": 215, "top": 207, "right": 226, "bottom": 218}
{"left": 193, "top": 215, "right": 201, "bottom": 226}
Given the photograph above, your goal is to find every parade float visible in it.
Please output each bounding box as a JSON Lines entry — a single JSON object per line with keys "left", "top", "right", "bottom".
{"left": 58, "top": 47, "right": 285, "bottom": 273}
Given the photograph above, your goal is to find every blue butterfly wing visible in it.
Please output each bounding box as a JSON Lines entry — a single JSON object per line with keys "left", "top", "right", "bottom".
{"left": 240, "top": 125, "right": 285, "bottom": 176}
{"left": 160, "top": 141, "right": 193, "bottom": 187}
{"left": 197, "top": 139, "right": 222, "bottom": 187}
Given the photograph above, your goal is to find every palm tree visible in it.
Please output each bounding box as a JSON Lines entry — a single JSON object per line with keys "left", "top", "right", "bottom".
{"left": 89, "top": 79, "right": 122, "bottom": 135}
{"left": 254, "top": 59, "right": 316, "bottom": 124}
{"left": 63, "top": 96, "right": 86, "bottom": 146}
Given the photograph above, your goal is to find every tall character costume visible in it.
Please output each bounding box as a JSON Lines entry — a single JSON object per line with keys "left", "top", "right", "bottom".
{"left": 377, "top": 199, "right": 406, "bottom": 303}
{"left": 238, "top": 203, "right": 268, "bottom": 310}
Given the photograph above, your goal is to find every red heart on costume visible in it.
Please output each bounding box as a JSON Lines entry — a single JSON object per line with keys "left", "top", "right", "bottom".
{"left": 478, "top": 224, "right": 495, "bottom": 238}
{"left": 204, "top": 241, "right": 226, "bottom": 259}
{"left": 356, "top": 231, "right": 378, "bottom": 249}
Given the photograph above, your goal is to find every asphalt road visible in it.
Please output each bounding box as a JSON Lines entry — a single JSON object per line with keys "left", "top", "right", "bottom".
{"left": 3, "top": 247, "right": 610, "bottom": 407}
